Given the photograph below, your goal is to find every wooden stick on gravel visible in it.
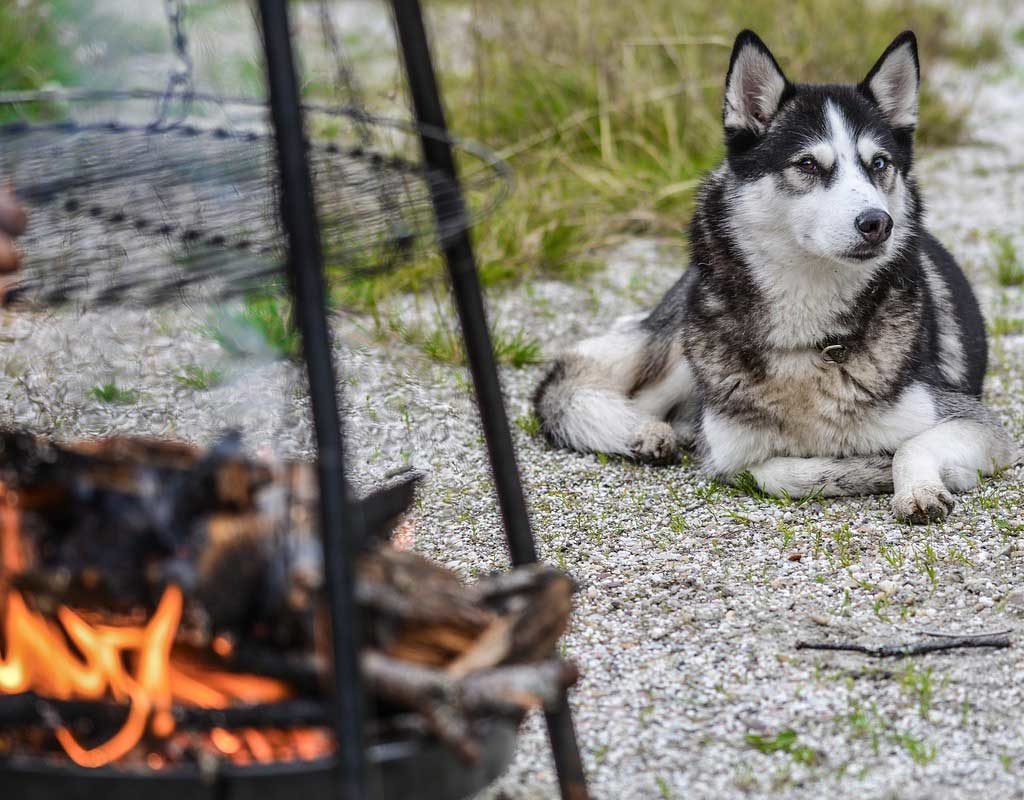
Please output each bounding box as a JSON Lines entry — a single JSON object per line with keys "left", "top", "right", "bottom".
{"left": 796, "top": 635, "right": 1011, "bottom": 658}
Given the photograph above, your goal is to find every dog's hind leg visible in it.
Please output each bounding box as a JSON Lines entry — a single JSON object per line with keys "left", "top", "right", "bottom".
{"left": 533, "top": 319, "right": 695, "bottom": 461}
{"left": 746, "top": 455, "right": 895, "bottom": 498}
{"left": 891, "top": 400, "right": 1019, "bottom": 524}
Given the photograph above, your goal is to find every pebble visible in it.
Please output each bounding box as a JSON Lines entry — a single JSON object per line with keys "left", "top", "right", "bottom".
{"left": 1005, "top": 589, "right": 1024, "bottom": 609}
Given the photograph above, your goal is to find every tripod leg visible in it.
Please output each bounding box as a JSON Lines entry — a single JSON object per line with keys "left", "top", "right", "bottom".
{"left": 389, "top": 2, "right": 591, "bottom": 798}
{"left": 256, "top": 2, "right": 367, "bottom": 798}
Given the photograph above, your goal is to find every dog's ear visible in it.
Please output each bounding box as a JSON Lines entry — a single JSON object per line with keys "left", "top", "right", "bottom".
{"left": 859, "top": 31, "right": 920, "bottom": 129}
{"left": 723, "top": 30, "right": 789, "bottom": 137}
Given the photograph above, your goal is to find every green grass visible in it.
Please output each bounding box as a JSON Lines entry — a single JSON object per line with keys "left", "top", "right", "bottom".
{"left": 90, "top": 381, "right": 140, "bottom": 405}
{"left": 387, "top": 311, "right": 542, "bottom": 367}
{"left": 900, "top": 663, "right": 935, "bottom": 720}
{"left": 891, "top": 733, "right": 938, "bottom": 766}
{"left": 175, "top": 364, "right": 224, "bottom": 390}
{"left": 879, "top": 541, "right": 906, "bottom": 569}
{"left": 515, "top": 412, "right": 542, "bottom": 436}
{"left": 0, "top": 1, "right": 77, "bottom": 121}
{"left": 914, "top": 543, "right": 940, "bottom": 590}
{"left": 209, "top": 294, "right": 302, "bottom": 361}
{"left": 989, "top": 317, "right": 1024, "bottom": 337}
{"left": 732, "top": 470, "right": 765, "bottom": 499}
{"left": 844, "top": 699, "right": 938, "bottom": 766}
{"left": 945, "top": 29, "right": 1004, "bottom": 66}
{"left": 991, "top": 233, "right": 1024, "bottom": 287}
{"left": 745, "top": 730, "right": 820, "bottom": 766}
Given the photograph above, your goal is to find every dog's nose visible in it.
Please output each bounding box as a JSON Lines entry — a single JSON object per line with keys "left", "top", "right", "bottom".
{"left": 855, "top": 209, "right": 894, "bottom": 245}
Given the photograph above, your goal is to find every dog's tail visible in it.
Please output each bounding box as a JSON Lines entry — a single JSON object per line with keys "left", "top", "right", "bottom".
{"left": 532, "top": 353, "right": 648, "bottom": 456}
{"left": 533, "top": 315, "right": 694, "bottom": 456}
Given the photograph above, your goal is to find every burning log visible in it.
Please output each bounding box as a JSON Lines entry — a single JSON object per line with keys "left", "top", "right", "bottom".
{"left": 0, "top": 693, "right": 327, "bottom": 732}
{"left": 0, "top": 429, "right": 421, "bottom": 648}
{"left": 0, "top": 429, "right": 579, "bottom": 770}
{"left": 0, "top": 656, "right": 575, "bottom": 763}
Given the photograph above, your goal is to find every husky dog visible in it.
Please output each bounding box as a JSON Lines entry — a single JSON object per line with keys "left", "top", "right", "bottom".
{"left": 534, "top": 30, "right": 1020, "bottom": 524}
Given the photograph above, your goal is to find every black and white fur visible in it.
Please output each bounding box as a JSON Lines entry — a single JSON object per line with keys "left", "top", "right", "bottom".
{"left": 534, "top": 31, "right": 1020, "bottom": 524}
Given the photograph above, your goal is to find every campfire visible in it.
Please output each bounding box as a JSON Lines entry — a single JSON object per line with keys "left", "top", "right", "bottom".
{"left": 0, "top": 431, "right": 577, "bottom": 773}
{"left": 0, "top": 580, "right": 316, "bottom": 768}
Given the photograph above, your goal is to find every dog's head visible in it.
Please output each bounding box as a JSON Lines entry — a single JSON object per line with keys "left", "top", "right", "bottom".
{"left": 721, "top": 30, "right": 920, "bottom": 269}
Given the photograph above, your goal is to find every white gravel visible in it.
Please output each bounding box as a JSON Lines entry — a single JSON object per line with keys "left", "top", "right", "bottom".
{"left": 2, "top": 3, "right": 1023, "bottom": 799}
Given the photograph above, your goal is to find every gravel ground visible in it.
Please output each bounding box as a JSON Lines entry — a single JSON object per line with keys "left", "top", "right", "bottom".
{"left": 3, "top": 3, "right": 1024, "bottom": 799}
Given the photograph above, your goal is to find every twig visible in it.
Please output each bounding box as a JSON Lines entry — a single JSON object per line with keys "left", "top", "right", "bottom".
{"left": 796, "top": 635, "right": 1010, "bottom": 658}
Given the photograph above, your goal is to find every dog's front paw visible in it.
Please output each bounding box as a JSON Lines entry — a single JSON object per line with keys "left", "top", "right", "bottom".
{"left": 629, "top": 420, "right": 679, "bottom": 464}
{"left": 892, "top": 484, "right": 955, "bottom": 525}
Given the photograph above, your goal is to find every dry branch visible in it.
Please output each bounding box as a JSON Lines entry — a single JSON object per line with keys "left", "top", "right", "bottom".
{"left": 796, "top": 635, "right": 1011, "bottom": 657}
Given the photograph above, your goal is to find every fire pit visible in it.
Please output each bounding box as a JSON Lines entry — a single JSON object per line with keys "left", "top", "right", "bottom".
{"left": 1, "top": 721, "right": 518, "bottom": 800}
{"left": 0, "top": 432, "right": 576, "bottom": 794}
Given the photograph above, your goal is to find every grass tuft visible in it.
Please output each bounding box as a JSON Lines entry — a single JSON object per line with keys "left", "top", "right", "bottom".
{"left": 745, "top": 730, "right": 820, "bottom": 766}
{"left": 945, "top": 29, "right": 1004, "bottom": 66}
{"left": 0, "top": 1, "right": 76, "bottom": 122}
{"left": 732, "top": 470, "right": 765, "bottom": 499}
{"left": 175, "top": 364, "right": 225, "bottom": 391}
{"left": 389, "top": 312, "right": 542, "bottom": 368}
{"left": 90, "top": 381, "right": 140, "bottom": 405}
{"left": 991, "top": 233, "right": 1024, "bottom": 287}
{"left": 989, "top": 317, "right": 1024, "bottom": 337}
{"left": 515, "top": 412, "right": 542, "bottom": 437}
{"left": 209, "top": 294, "right": 302, "bottom": 361}
{"left": 900, "top": 663, "right": 935, "bottom": 720}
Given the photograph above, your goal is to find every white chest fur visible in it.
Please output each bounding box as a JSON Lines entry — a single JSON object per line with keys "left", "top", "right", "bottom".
{"left": 702, "top": 357, "right": 939, "bottom": 476}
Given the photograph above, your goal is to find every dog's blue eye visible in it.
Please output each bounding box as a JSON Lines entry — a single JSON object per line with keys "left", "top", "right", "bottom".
{"left": 872, "top": 156, "right": 889, "bottom": 171}
{"left": 796, "top": 157, "right": 819, "bottom": 174}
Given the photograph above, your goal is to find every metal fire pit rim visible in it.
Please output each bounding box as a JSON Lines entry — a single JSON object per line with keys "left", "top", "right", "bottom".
{"left": 0, "top": 716, "right": 519, "bottom": 800}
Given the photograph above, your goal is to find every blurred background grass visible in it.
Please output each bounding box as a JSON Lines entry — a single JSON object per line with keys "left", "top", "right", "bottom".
{"left": 348, "top": 0, "right": 1001, "bottom": 311}
{"left": 0, "top": 0, "right": 1004, "bottom": 316}
{"left": 0, "top": 1, "right": 76, "bottom": 120}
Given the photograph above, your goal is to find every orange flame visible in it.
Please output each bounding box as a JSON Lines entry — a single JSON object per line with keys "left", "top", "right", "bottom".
{"left": 0, "top": 490, "right": 297, "bottom": 769}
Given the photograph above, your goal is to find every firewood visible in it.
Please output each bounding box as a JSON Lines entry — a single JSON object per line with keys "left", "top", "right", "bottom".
{"left": 506, "top": 573, "right": 575, "bottom": 663}
{"left": 386, "top": 623, "right": 481, "bottom": 667}
{"left": 0, "top": 692, "right": 327, "bottom": 732}
{"left": 460, "top": 661, "right": 580, "bottom": 715}
{"left": 358, "top": 547, "right": 494, "bottom": 632}
{"left": 362, "top": 651, "right": 578, "bottom": 717}
{"left": 445, "top": 617, "right": 515, "bottom": 678}
{"left": 446, "top": 572, "right": 575, "bottom": 677}
{"left": 468, "top": 563, "right": 565, "bottom": 607}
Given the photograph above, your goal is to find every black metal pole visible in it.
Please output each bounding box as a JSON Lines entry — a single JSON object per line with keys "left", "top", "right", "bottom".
{"left": 255, "top": 2, "right": 367, "bottom": 799}
{"left": 389, "top": 2, "right": 589, "bottom": 798}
